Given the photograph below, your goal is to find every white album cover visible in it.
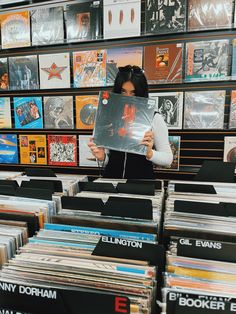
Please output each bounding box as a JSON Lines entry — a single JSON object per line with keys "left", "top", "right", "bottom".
{"left": 103, "top": 0, "right": 141, "bottom": 39}
{"left": 79, "top": 135, "right": 98, "bottom": 167}
{"left": 149, "top": 92, "right": 183, "bottom": 129}
{"left": 39, "top": 53, "right": 70, "bottom": 89}
{"left": 224, "top": 136, "right": 236, "bottom": 163}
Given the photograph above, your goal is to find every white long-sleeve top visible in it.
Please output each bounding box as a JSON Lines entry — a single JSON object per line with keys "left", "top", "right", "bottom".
{"left": 102, "top": 112, "right": 173, "bottom": 167}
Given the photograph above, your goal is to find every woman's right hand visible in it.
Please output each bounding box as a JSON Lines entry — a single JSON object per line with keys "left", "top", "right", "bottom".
{"left": 88, "top": 137, "right": 105, "bottom": 161}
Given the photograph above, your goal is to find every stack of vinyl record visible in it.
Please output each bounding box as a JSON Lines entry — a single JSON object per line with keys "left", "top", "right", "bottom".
{"left": 0, "top": 222, "right": 159, "bottom": 314}
{"left": 160, "top": 179, "right": 236, "bottom": 314}
{"left": 52, "top": 179, "right": 164, "bottom": 239}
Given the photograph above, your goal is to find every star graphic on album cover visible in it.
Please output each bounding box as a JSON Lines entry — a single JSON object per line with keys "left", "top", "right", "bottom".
{"left": 41, "top": 63, "right": 67, "bottom": 80}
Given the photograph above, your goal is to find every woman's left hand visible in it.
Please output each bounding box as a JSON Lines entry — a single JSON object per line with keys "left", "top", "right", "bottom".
{"left": 142, "top": 130, "right": 154, "bottom": 160}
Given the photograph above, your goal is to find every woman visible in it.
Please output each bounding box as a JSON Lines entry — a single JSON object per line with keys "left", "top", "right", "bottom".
{"left": 88, "top": 65, "right": 173, "bottom": 179}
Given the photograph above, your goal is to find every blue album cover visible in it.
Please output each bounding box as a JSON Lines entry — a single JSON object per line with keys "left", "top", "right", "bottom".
{"left": 0, "top": 134, "right": 18, "bottom": 164}
{"left": 14, "top": 97, "right": 43, "bottom": 129}
{"left": 232, "top": 39, "right": 236, "bottom": 79}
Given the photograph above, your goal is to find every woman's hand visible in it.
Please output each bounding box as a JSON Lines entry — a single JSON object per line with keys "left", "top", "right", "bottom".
{"left": 142, "top": 130, "right": 154, "bottom": 160}
{"left": 88, "top": 137, "right": 105, "bottom": 161}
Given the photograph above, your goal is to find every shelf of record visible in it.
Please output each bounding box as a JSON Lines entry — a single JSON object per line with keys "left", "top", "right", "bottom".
{"left": 1, "top": 35, "right": 236, "bottom": 91}
{"left": 0, "top": 0, "right": 235, "bottom": 51}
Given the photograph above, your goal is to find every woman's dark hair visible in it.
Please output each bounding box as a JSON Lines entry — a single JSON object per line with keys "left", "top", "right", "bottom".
{"left": 113, "top": 65, "right": 149, "bottom": 98}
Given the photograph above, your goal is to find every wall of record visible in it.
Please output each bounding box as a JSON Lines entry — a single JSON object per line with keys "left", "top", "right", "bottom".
{"left": 0, "top": 0, "right": 236, "bottom": 179}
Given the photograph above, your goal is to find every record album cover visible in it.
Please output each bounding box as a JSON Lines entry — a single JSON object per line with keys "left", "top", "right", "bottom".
{"left": 66, "top": 1, "right": 102, "bottom": 42}
{"left": 0, "top": 11, "right": 31, "bottom": 49}
{"left": 103, "top": 0, "right": 141, "bottom": 39}
{"left": 44, "top": 96, "right": 74, "bottom": 129}
{"left": 19, "top": 134, "right": 47, "bottom": 165}
{"left": 48, "top": 135, "right": 77, "bottom": 166}
{"left": 149, "top": 92, "right": 183, "bottom": 129}
{"left": 73, "top": 50, "right": 106, "bottom": 87}
{"left": 185, "top": 39, "right": 230, "bottom": 82}
{"left": 14, "top": 97, "right": 43, "bottom": 129}
{"left": 229, "top": 91, "right": 236, "bottom": 129}
{"left": 79, "top": 135, "right": 98, "bottom": 167}
{"left": 9, "top": 55, "right": 39, "bottom": 90}
{"left": 144, "top": 43, "right": 183, "bottom": 84}
{"left": 31, "top": 6, "right": 64, "bottom": 46}
{"left": 0, "top": 134, "right": 18, "bottom": 164}
{"left": 0, "top": 58, "right": 9, "bottom": 90}
{"left": 106, "top": 46, "right": 143, "bottom": 86}
{"left": 39, "top": 53, "right": 70, "bottom": 89}
{"left": 231, "top": 39, "right": 236, "bottom": 79}
{"left": 0, "top": 97, "right": 11, "bottom": 129}
{"left": 184, "top": 90, "right": 226, "bottom": 129}
{"left": 188, "top": 0, "right": 233, "bottom": 31}
{"left": 145, "top": 0, "right": 186, "bottom": 34}
{"left": 76, "top": 95, "right": 98, "bottom": 129}
{"left": 156, "top": 135, "right": 180, "bottom": 170}
{"left": 224, "top": 136, "right": 236, "bottom": 163}
{"left": 93, "top": 91, "right": 156, "bottom": 155}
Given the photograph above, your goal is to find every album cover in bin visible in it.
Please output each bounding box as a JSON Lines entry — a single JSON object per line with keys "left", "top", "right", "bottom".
{"left": 93, "top": 91, "right": 156, "bottom": 155}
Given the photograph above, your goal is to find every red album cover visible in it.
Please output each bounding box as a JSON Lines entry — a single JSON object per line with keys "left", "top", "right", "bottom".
{"left": 48, "top": 135, "right": 77, "bottom": 166}
{"left": 144, "top": 43, "right": 183, "bottom": 84}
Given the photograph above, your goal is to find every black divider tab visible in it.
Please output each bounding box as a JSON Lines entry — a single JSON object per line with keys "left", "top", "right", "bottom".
{"left": 15, "top": 187, "right": 52, "bottom": 200}
{"left": 92, "top": 236, "right": 164, "bottom": 266}
{"left": 177, "top": 238, "right": 236, "bottom": 263}
{"left": 174, "top": 183, "right": 216, "bottom": 194}
{"left": 117, "top": 182, "right": 155, "bottom": 195}
{"left": 0, "top": 185, "right": 16, "bottom": 196}
{"left": 0, "top": 180, "right": 19, "bottom": 188}
{"left": 101, "top": 196, "right": 153, "bottom": 220}
{"left": 79, "top": 182, "right": 117, "bottom": 193}
{"left": 0, "top": 280, "right": 130, "bottom": 314}
{"left": 30, "top": 179, "right": 63, "bottom": 193}
{"left": 21, "top": 181, "right": 55, "bottom": 193}
{"left": 166, "top": 290, "right": 236, "bottom": 314}
{"left": 61, "top": 196, "right": 104, "bottom": 212}
{"left": 127, "top": 179, "right": 162, "bottom": 190}
{"left": 25, "top": 168, "right": 56, "bottom": 177}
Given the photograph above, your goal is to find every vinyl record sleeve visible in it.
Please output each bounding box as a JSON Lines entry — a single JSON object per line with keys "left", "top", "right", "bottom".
{"left": 224, "top": 136, "right": 236, "bottom": 163}
{"left": 0, "top": 134, "right": 18, "bottom": 164}
{"left": 44, "top": 96, "right": 74, "bottom": 129}
{"left": 76, "top": 95, "right": 98, "bottom": 129}
{"left": 103, "top": 0, "right": 141, "bottom": 39}
{"left": 14, "top": 97, "right": 43, "bottom": 129}
{"left": 185, "top": 39, "right": 230, "bottom": 82}
{"left": 184, "top": 90, "right": 225, "bottom": 129}
{"left": 156, "top": 136, "right": 180, "bottom": 171}
{"left": 231, "top": 39, "right": 236, "bottom": 79}
{"left": 73, "top": 50, "right": 106, "bottom": 88}
{"left": 0, "top": 58, "right": 9, "bottom": 90}
{"left": 144, "top": 43, "right": 183, "bottom": 84}
{"left": 39, "top": 53, "right": 71, "bottom": 89}
{"left": 145, "top": 0, "right": 186, "bottom": 35}
{"left": 78, "top": 135, "right": 97, "bottom": 167}
{"left": 19, "top": 134, "right": 47, "bottom": 165}
{"left": 229, "top": 91, "right": 236, "bottom": 129}
{"left": 48, "top": 135, "right": 77, "bottom": 167}
{"left": 31, "top": 6, "right": 64, "bottom": 46}
{"left": 0, "top": 11, "right": 31, "bottom": 49}
{"left": 66, "top": 1, "right": 102, "bottom": 42}
{"left": 0, "top": 97, "right": 11, "bottom": 128}
{"left": 106, "top": 47, "right": 143, "bottom": 86}
{"left": 9, "top": 55, "right": 39, "bottom": 91}
{"left": 188, "top": 0, "right": 233, "bottom": 32}
{"left": 149, "top": 92, "right": 183, "bottom": 129}
{"left": 93, "top": 91, "right": 156, "bottom": 155}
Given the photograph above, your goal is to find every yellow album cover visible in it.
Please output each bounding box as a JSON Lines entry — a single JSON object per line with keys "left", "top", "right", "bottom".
{"left": 0, "top": 11, "right": 31, "bottom": 49}
{"left": 19, "top": 134, "right": 47, "bottom": 165}
{"left": 75, "top": 95, "right": 98, "bottom": 129}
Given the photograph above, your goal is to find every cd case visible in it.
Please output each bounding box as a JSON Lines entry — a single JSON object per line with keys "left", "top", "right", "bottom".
{"left": 93, "top": 91, "right": 156, "bottom": 155}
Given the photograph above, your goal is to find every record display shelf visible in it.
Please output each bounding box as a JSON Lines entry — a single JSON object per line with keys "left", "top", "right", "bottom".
{"left": 0, "top": 0, "right": 236, "bottom": 181}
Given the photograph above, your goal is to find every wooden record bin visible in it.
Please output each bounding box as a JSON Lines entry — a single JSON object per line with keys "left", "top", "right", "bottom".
{"left": 0, "top": 0, "right": 235, "bottom": 181}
